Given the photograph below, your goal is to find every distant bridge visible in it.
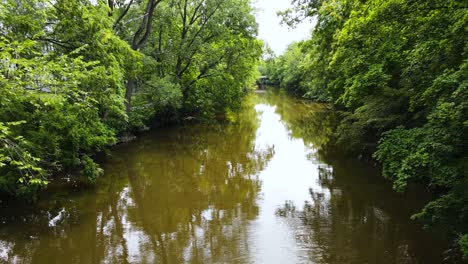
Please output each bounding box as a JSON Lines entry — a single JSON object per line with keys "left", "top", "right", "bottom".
{"left": 257, "top": 76, "right": 267, "bottom": 90}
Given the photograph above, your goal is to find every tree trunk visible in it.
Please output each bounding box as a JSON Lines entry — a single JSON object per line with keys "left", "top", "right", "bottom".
{"left": 125, "top": 78, "right": 136, "bottom": 115}
{"left": 122, "top": 0, "right": 162, "bottom": 116}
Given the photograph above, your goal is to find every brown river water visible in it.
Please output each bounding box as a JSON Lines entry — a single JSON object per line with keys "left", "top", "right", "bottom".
{"left": 0, "top": 90, "right": 447, "bottom": 263}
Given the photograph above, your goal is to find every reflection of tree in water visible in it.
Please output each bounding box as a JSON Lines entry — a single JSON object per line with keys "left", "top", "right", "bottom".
{"left": 275, "top": 160, "right": 446, "bottom": 264}
{"left": 115, "top": 124, "right": 274, "bottom": 263}
{"left": 0, "top": 97, "right": 274, "bottom": 263}
{"left": 260, "top": 89, "right": 337, "bottom": 155}
{"left": 260, "top": 89, "right": 446, "bottom": 263}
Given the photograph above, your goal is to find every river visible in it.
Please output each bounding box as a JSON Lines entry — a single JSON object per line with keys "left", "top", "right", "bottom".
{"left": 0, "top": 90, "right": 447, "bottom": 263}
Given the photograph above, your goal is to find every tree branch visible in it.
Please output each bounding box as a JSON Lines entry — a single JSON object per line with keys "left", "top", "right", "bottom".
{"left": 131, "top": 0, "right": 163, "bottom": 50}
{"left": 113, "top": 0, "right": 135, "bottom": 29}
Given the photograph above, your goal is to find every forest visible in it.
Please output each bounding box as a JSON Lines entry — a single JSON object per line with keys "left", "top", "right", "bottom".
{"left": 0, "top": 0, "right": 261, "bottom": 196}
{"left": 1, "top": 0, "right": 467, "bottom": 260}
{"left": 263, "top": 0, "right": 467, "bottom": 258}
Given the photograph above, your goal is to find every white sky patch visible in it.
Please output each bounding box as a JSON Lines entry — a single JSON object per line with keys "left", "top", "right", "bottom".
{"left": 253, "top": 0, "right": 315, "bottom": 55}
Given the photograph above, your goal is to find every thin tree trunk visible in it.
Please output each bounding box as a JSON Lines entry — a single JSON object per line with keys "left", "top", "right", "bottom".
{"left": 125, "top": 78, "right": 136, "bottom": 114}
{"left": 122, "top": 0, "right": 162, "bottom": 115}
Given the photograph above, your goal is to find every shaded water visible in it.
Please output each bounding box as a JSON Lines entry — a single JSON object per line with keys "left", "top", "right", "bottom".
{"left": 0, "top": 90, "right": 447, "bottom": 263}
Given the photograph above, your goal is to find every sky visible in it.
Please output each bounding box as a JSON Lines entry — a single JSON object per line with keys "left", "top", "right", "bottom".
{"left": 252, "top": 0, "right": 315, "bottom": 55}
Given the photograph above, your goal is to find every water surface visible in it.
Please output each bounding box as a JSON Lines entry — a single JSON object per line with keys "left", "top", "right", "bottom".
{"left": 0, "top": 91, "right": 446, "bottom": 263}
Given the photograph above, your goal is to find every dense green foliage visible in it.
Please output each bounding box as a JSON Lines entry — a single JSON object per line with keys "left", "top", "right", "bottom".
{"left": 0, "top": 0, "right": 137, "bottom": 197}
{"left": 0, "top": 0, "right": 261, "bottom": 197}
{"left": 119, "top": 0, "right": 262, "bottom": 126}
{"left": 269, "top": 0, "right": 468, "bottom": 258}
{"left": 262, "top": 42, "right": 309, "bottom": 96}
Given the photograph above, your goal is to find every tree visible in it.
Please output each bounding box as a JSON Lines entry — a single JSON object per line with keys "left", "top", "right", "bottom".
{"left": 120, "top": 0, "right": 163, "bottom": 114}
{"left": 0, "top": 0, "right": 138, "bottom": 196}
{"left": 130, "top": 0, "right": 262, "bottom": 121}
